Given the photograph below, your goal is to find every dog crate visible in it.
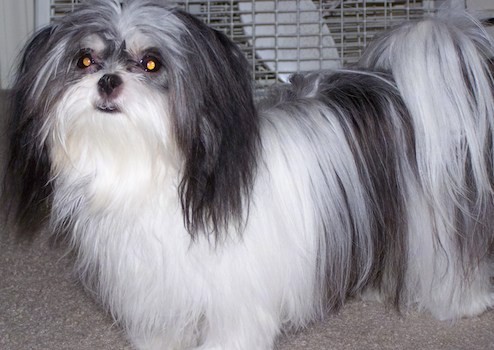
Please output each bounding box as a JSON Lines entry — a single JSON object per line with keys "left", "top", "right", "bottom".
{"left": 41, "top": 0, "right": 444, "bottom": 89}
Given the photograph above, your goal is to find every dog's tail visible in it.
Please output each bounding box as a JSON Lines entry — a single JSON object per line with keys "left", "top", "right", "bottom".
{"left": 361, "top": 12, "right": 494, "bottom": 199}
{"left": 360, "top": 13, "right": 494, "bottom": 319}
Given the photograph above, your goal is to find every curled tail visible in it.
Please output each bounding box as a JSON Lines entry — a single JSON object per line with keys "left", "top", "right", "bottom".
{"left": 360, "top": 13, "right": 494, "bottom": 319}
{"left": 361, "top": 12, "right": 494, "bottom": 198}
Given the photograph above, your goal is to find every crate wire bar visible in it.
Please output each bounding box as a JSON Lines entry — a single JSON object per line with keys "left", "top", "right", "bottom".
{"left": 46, "top": 0, "right": 437, "bottom": 88}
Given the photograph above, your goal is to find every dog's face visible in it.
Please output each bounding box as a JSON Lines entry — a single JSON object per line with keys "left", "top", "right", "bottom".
{"left": 68, "top": 32, "right": 169, "bottom": 116}
{"left": 9, "top": 0, "right": 259, "bottom": 235}
{"left": 32, "top": 2, "right": 188, "bottom": 169}
{"left": 27, "top": 2, "right": 194, "bottom": 207}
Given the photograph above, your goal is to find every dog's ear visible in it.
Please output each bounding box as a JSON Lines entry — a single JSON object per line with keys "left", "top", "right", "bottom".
{"left": 169, "top": 11, "right": 260, "bottom": 238}
{"left": 4, "top": 26, "right": 55, "bottom": 237}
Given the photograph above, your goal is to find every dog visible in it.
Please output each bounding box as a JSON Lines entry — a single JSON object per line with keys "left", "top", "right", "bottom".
{"left": 5, "top": 0, "right": 494, "bottom": 349}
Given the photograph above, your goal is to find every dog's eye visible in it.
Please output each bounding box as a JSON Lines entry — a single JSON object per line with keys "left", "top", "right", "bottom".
{"left": 140, "top": 56, "right": 161, "bottom": 72}
{"left": 77, "top": 53, "right": 94, "bottom": 69}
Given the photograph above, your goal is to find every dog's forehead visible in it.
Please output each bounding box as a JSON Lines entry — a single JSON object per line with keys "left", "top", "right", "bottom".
{"left": 124, "top": 31, "right": 158, "bottom": 54}
{"left": 66, "top": 2, "right": 186, "bottom": 58}
{"left": 80, "top": 30, "right": 158, "bottom": 56}
{"left": 80, "top": 34, "right": 107, "bottom": 52}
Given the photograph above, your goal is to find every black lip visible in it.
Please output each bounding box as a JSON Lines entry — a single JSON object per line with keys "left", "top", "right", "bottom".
{"left": 95, "top": 102, "right": 120, "bottom": 113}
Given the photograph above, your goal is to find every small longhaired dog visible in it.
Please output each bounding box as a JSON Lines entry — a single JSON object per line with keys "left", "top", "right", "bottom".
{"left": 5, "top": 0, "right": 494, "bottom": 349}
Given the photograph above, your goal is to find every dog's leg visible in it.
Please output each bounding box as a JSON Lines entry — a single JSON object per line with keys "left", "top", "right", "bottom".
{"left": 406, "top": 186, "right": 494, "bottom": 320}
{"left": 194, "top": 305, "right": 279, "bottom": 350}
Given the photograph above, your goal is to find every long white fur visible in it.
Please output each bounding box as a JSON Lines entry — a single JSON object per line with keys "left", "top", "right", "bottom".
{"left": 49, "top": 75, "right": 351, "bottom": 349}
{"left": 8, "top": 2, "right": 494, "bottom": 349}
{"left": 360, "top": 12, "right": 494, "bottom": 319}
{"left": 52, "top": 16, "right": 494, "bottom": 349}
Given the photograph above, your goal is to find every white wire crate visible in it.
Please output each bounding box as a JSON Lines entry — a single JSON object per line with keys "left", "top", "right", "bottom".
{"left": 43, "top": 0, "right": 441, "bottom": 88}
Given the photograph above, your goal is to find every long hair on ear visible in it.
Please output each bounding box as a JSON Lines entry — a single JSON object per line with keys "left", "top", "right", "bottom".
{"left": 4, "top": 26, "right": 55, "bottom": 236}
{"left": 168, "top": 9, "right": 260, "bottom": 238}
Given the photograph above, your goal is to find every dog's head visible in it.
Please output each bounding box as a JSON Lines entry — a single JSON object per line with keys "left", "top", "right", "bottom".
{"left": 7, "top": 0, "right": 259, "bottom": 237}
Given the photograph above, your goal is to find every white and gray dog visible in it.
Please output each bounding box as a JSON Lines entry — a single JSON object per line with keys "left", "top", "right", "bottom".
{"left": 5, "top": 0, "right": 494, "bottom": 349}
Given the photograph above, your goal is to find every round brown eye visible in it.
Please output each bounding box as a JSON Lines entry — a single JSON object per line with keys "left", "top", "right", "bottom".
{"left": 141, "top": 56, "right": 161, "bottom": 72}
{"left": 77, "top": 54, "right": 93, "bottom": 69}
{"left": 146, "top": 59, "right": 156, "bottom": 71}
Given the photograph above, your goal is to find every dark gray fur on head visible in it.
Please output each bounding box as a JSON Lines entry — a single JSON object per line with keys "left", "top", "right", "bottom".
{"left": 5, "top": 0, "right": 260, "bottom": 238}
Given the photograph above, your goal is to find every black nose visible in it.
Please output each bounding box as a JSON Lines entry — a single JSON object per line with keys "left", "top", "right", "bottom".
{"left": 98, "top": 74, "right": 123, "bottom": 97}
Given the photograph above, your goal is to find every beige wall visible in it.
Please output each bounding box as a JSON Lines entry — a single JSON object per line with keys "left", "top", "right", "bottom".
{"left": 467, "top": 0, "right": 494, "bottom": 10}
{"left": 0, "top": 0, "right": 34, "bottom": 89}
{"left": 467, "top": 0, "right": 494, "bottom": 38}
